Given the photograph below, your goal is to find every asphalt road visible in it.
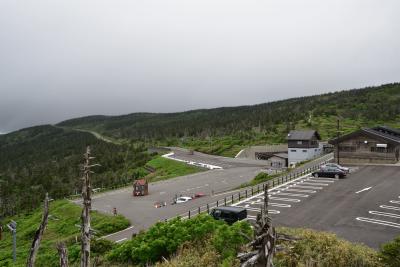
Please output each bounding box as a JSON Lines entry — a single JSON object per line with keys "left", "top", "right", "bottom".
{"left": 80, "top": 148, "right": 267, "bottom": 242}
{"left": 75, "top": 149, "right": 331, "bottom": 242}
{"left": 235, "top": 165, "right": 400, "bottom": 249}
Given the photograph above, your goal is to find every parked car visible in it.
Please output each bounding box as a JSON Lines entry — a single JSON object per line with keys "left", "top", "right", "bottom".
{"left": 312, "top": 167, "right": 346, "bottom": 179}
{"left": 192, "top": 192, "right": 206, "bottom": 199}
{"left": 322, "top": 163, "right": 350, "bottom": 173}
{"left": 210, "top": 206, "right": 247, "bottom": 225}
{"left": 175, "top": 196, "right": 192, "bottom": 204}
{"left": 154, "top": 201, "right": 167, "bottom": 208}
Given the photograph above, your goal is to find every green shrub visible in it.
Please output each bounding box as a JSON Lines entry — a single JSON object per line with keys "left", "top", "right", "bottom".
{"left": 107, "top": 214, "right": 251, "bottom": 266}
{"left": 275, "top": 227, "right": 382, "bottom": 267}
{"left": 379, "top": 235, "right": 400, "bottom": 267}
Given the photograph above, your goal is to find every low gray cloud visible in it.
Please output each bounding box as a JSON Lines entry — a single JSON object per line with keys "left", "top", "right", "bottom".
{"left": 0, "top": 0, "right": 399, "bottom": 133}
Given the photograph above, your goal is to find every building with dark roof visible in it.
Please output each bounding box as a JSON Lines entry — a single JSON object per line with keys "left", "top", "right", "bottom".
{"left": 287, "top": 130, "right": 322, "bottom": 165}
{"left": 329, "top": 126, "right": 400, "bottom": 164}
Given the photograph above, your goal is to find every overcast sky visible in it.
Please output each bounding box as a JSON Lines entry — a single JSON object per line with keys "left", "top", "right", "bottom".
{"left": 0, "top": 0, "right": 399, "bottom": 133}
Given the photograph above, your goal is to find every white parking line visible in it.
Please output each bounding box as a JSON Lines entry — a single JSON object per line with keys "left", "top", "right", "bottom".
{"left": 380, "top": 205, "right": 400, "bottom": 211}
{"left": 369, "top": 211, "right": 400, "bottom": 219}
{"left": 299, "top": 182, "right": 329, "bottom": 186}
{"left": 285, "top": 188, "right": 316, "bottom": 193}
{"left": 290, "top": 185, "right": 323, "bottom": 190}
{"left": 273, "top": 192, "right": 309, "bottom": 198}
{"left": 389, "top": 200, "right": 400, "bottom": 205}
{"left": 270, "top": 203, "right": 291, "bottom": 208}
{"left": 356, "top": 217, "right": 400, "bottom": 229}
{"left": 269, "top": 197, "right": 301, "bottom": 203}
{"left": 355, "top": 187, "right": 372, "bottom": 194}
{"left": 307, "top": 179, "right": 335, "bottom": 183}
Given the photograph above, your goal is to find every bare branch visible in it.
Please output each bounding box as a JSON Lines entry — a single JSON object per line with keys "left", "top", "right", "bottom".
{"left": 26, "top": 193, "right": 50, "bottom": 267}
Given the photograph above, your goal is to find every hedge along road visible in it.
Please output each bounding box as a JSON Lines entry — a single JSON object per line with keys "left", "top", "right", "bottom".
{"left": 79, "top": 148, "right": 332, "bottom": 242}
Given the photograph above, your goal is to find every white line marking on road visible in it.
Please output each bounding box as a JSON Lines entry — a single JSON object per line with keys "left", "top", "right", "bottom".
{"left": 307, "top": 179, "right": 334, "bottom": 183}
{"left": 270, "top": 203, "right": 291, "bottom": 208}
{"left": 101, "top": 226, "right": 135, "bottom": 239}
{"left": 273, "top": 192, "right": 309, "bottom": 198}
{"left": 291, "top": 185, "right": 323, "bottom": 190}
{"left": 116, "top": 238, "right": 127, "bottom": 243}
{"left": 369, "top": 211, "right": 400, "bottom": 219}
{"left": 251, "top": 202, "right": 291, "bottom": 208}
{"left": 285, "top": 189, "right": 316, "bottom": 193}
{"left": 380, "top": 205, "right": 400, "bottom": 211}
{"left": 389, "top": 200, "right": 400, "bottom": 205}
{"left": 355, "top": 187, "right": 372, "bottom": 194}
{"left": 300, "top": 182, "right": 329, "bottom": 186}
{"left": 356, "top": 217, "right": 400, "bottom": 229}
{"left": 269, "top": 197, "right": 301, "bottom": 203}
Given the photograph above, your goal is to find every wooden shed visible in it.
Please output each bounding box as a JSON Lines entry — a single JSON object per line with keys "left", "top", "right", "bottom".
{"left": 133, "top": 179, "right": 149, "bottom": 197}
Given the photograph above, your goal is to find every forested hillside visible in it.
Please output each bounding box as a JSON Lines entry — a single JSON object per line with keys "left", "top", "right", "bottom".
{"left": 0, "top": 125, "right": 150, "bottom": 216}
{"left": 58, "top": 83, "right": 400, "bottom": 156}
{"left": 59, "top": 83, "right": 400, "bottom": 140}
{"left": 1, "top": 83, "right": 400, "bottom": 215}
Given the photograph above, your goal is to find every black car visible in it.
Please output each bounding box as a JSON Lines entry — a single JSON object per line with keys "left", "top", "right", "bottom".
{"left": 312, "top": 167, "right": 346, "bottom": 179}
{"left": 210, "top": 206, "right": 247, "bottom": 224}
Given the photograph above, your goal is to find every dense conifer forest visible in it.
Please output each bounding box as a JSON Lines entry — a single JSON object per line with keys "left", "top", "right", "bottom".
{"left": 0, "top": 125, "right": 150, "bottom": 216}
{"left": 1, "top": 83, "right": 399, "bottom": 215}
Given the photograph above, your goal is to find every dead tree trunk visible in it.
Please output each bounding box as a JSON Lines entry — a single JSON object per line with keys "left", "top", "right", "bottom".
{"left": 26, "top": 193, "right": 50, "bottom": 267}
{"left": 239, "top": 185, "right": 277, "bottom": 267}
{"left": 57, "top": 242, "right": 69, "bottom": 267}
{"left": 81, "top": 146, "right": 97, "bottom": 267}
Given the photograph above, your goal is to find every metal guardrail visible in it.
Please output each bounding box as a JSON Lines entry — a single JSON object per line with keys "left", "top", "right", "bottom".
{"left": 169, "top": 153, "right": 334, "bottom": 221}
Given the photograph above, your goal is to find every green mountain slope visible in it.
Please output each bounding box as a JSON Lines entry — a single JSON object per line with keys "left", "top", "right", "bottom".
{"left": 0, "top": 125, "right": 150, "bottom": 216}
{"left": 57, "top": 83, "right": 400, "bottom": 156}
{"left": 58, "top": 83, "right": 400, "bottom": 142}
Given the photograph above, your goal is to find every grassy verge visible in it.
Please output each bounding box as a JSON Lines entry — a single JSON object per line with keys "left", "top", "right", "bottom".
{"left": 238, "top": 172, "right": 286, "bottom": 188}
{"left": 0, "top": 200, "right": 130, "bottom": 267}
{"left": 146, "top": 156, "right": 205, "bottom": 182}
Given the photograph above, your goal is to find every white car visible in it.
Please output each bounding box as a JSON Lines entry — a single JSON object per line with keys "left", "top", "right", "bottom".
{"left": 322, "top": 163, "right": 350, "bottom": 173}
{"left": 175, "top": 196, "right": 192, "bottom": 204}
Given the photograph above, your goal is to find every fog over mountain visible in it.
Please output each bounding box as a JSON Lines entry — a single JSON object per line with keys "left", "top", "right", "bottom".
{"left": 0, "top": 0, "right": 399, "bottom": 133}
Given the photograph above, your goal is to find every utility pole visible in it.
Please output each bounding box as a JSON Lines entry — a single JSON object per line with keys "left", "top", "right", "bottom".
{"left": 80, "top": 146, "right": 99, "bottom": 267}
{"left": 337, "top": 118, "right": 340, "bottom": 164}
{"left": 6, "top": 220, "right": 17, "bottom": 263}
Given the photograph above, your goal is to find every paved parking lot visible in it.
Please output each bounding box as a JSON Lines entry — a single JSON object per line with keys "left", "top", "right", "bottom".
{"left": 234, "top": 165, "right": 400, "bottom": 249}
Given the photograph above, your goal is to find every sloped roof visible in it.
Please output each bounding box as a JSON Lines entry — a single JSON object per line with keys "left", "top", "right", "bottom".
{"left": 272, "top": 153, "right": 289, "bottom": 159}
{"left": 329, "top": 126, "right": 400, "bottom": 145}
{"left": 134, "top": 179, "right": 147, "bottom": 186}
{"left": 287, "top": 130, "right": 321, "bottom": 141}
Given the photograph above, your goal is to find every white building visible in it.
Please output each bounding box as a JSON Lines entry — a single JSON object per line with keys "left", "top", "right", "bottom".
{"left": 287, "top": 130, "right": 322, "bottom": 166}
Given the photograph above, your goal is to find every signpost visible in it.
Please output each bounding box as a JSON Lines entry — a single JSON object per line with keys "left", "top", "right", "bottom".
{"left": 7, "top": 220, "right": 17, "bottom": 262}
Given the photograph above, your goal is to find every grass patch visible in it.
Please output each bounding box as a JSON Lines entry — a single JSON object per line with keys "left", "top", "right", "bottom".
{"left": 0, "top": 200, "right": 130, "bottom": 267}
{"left": 275, "top": 227, "right": 382, "bottom": 267}
{"left": 238, "top": 172, "right": 285, "bottom": 188}
{"left": 146, "top": 156, "right": 205, "bottom": 182}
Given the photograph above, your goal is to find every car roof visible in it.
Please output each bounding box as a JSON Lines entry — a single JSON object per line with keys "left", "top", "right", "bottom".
{"left": 213, "top": 206, "right": 246, "bottom": 212}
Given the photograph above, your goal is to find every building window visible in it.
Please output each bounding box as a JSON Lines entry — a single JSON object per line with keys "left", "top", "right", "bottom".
{"left": 297, "top": 141, "right": 303, "bottom": 145}
{"left": 315, "top": 149, "right": 317, "bottom": 151}
{"left": 302, "top": 150, "right": 307, "bottom": 152}
{"left": 290, "top": 149, "right": 296, "bottom": 152}
{"left": 339, "top": 146, "right": 356, "bottom": 152}
{"left": 371, "top": 147, "right": 387, "bottom": 153}
{"left": 311, "top": 140, "right": 318, "bottom": 146}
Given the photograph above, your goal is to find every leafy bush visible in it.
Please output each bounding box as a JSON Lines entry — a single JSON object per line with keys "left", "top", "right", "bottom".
{"left": 107, "top": 214, "right": 252, "bottom": 266}
{"left": 379, "top": 235, "right": 400, "bottom": 267}
{"left": 274, "top": 227, "right": 382, "bottom": 267}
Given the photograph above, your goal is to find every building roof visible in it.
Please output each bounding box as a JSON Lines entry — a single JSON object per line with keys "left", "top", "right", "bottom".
{"left": 329, "top": 126, "right": 400, "bottom": 145}
{"left": 287, "top": 130, "right": 321, "bottom": 141}
{"left": 272, "top": 153, "right": 289, "bottom": 159}
{"left": 134, "top": 179, "right": 147, "bottom": 186}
